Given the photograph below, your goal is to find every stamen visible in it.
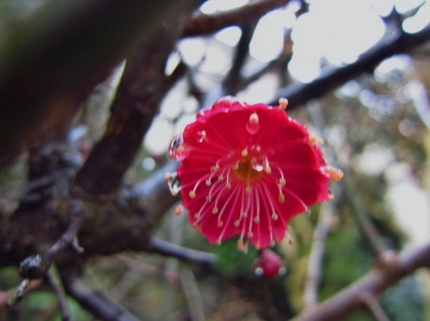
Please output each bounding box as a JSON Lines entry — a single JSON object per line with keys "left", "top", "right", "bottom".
{"left": 278, "top": 178, "right": 286, "bottom": 187}
{"left": 237, "top": 238, "right": 248, "bottom": 252}
{"left": 278, "top": 193, "right": 285, "bottom": 203}
{"left": 241, "top": 148, "right": 248, "bottom": 157}
{"left": 309, "top": 135, "right": 324, "bottom": 146}
{"left": 189, "top": 190, "right": 196, "bottom": 198}
{"left": 173, "top": 204, "right": 183, "bottom": 215}
{"left": 254, "top": 216, "right": 260, "bottom": 223}
{"left": 271, "top": 213, "right": 278, "bottom": 220}
{"left": 323, "top": 166, "right": 344, "bottom": 181}
{"left": 212, "top": 206, "right": 218, "bottom": 214}
{"left": 279, "top": 97, "right": 288, "bottom": 110}
{"left": 246, "top": 112, "right": 260, "bottom": 134}
{"left": 195, "top": 130, "right": 206, "bottom": 143}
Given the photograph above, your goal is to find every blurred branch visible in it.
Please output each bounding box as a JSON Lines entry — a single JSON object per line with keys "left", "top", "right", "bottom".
{"left": 307, "top": 102, "right": 388, "bottom": 255}
{"left": 47, "top": 265, "right": 72, "bottom": 321}
{"left": 303, "top": 201, "right": 337, "bottom": 309}
{"left": 362, "top": 294, "right": 391, "bottom": 321}
{"left": 223, "top": 21, "right": 258, "bottom": 94}
{"left": 272, "top": 24, "right": 430, "bottom": 109}
{"left": 18, "top": 200, "right": 85, "bottom": 280}
{"left": 73, "top": 3, "right": 200, "bottom": 196}
{"left": 148, "top": 237, "right": 217, "bottom": 265}
{"left": 63, "top": 278, "right": 141, "bottom": 321}
{"left": 179, "top": 266, "right": 206, "bottom": 321}
{"left": 0, "top": 0, "right": 201, "bottom": 169}
{"left": 291, "top": 241, "right": 430, "bottom": 321}
{"left": 182, "top": 0, "right": 292, "bottom": 38}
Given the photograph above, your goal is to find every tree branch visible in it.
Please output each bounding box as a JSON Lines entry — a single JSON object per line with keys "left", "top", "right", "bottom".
{"left": 291, "top": 242, "right": 430, "bottom": 321}
{"left": 148, "top": 237, "right": 217, "bottom": 264}
{"left": 271, "top": 25, "right": 430, "bottom": 109}
{"left": 18, "top": 200, "right": 84, "bottom": 279}
{"left": 183, "top": 0, "right": 292, "bottom": 38}
{"left": 63, "top": 278, "right": 141, "bottom": 321}
{"left": 0, "top": 0, "right": 202, "bottom": 169}
{"left": 73, "top": 3, "right": 197, "bottom": 195}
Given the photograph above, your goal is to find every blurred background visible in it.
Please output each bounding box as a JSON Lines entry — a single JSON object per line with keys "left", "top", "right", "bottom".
{"left": 1, "top": 0, "right": 430, "bottom": 320}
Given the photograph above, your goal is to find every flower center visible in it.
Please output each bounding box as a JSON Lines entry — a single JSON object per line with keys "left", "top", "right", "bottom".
{"left": 234, "top": 158, "right": 263, "bottom": 181}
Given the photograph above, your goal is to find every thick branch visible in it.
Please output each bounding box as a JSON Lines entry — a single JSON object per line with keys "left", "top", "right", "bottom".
{"left": 291, "top": 242, "right": 430, "bottom": 321}
{"left": 183, "top": 0, "right": 292, "bottom": 37}
{"left": 73, "top": 4, "right": 197, "bottom": 195}
{"left": 0, "top": 0, "right": 201, "bottom": 169}
{"left": 272, "top": 25, "right": 430, "bottom": 109}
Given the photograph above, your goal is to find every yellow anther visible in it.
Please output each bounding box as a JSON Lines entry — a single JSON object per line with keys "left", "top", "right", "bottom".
{"left": 323, "top": 166, "right": 344, "bottom": 181}
{"left": 279, "top": 97, "right": 288, "bottom": 110}
{"left": 189, "top": 190, "right": 196, "bottom": 199}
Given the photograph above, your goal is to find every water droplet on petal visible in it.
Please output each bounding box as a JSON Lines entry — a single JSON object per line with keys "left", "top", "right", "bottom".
{"left": 195, "top": 130, "right": 206, "bottom": 143}
{"left": 251, "top": 156, "right": 266, "bottom": 172}
{"left": 168, "top": 134, "right": 187, "bottom": 161}
{"left": 165, "top": 172, "right": 181, "bottom": 195}
{"left": 246, "top": 112, "right": 260, "bottom": 134}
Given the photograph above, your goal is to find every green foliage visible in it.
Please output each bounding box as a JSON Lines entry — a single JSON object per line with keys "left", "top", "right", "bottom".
{"left": 380, "top": 275, "right": 424, "bottom": 321}
{"left": 212, "top": 238, "right": 259, "bottom": 277}
{"left": 320, "top": 228, "right": 372, "bottom": 301}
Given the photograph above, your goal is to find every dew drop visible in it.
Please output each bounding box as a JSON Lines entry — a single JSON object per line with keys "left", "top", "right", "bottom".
{"left": 251, "top": 158, "right": 264, "bottom": 172}
{"left": 195, "top": 130, "right": 206, "bottom": 143}
{"left": 246, "top": 112, "right": 260, "bottom": 134}
{"left": 168, "top": 134, "right": 186, "bottom": 161}
{"left": 165, "top": 172, "right": 181, "bottom": 195}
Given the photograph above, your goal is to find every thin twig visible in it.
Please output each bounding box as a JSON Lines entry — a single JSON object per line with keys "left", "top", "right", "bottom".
{"left": 5, "top": 279, "right": 44, "bottom": 307}
{"left": 179, "top": 266, "right": 206, "bottom": 321}
{"left": 182, "top": 0, "right": 292, "bottom": 38}
{"left": 271, "top": 24, "right": 430, "bottom": 109}
{"left": 303, "top": 201, "right": 337, "bottom": 309}
{"left": 307, "top": 101, "right": 387, "bottom": 255}
{"left": 47, "top": 265, "right": 72, "bottom": 321}
{"left": 19, "top": 200, "right": 85, "bottom": 280}
{"left": 362, "top": 294, "right": 391, "bottom": 321}
{"left": 290, "top": 241, "right": 430, "bottom": 321}
{"left": 223, "top": 21, "right": 258, "bottom": 94}
{"left": 62, "top": 277, "right": 141, "bottom": 321}
{"left": 149, "top": 237, "right": 217, "bottom": 265}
